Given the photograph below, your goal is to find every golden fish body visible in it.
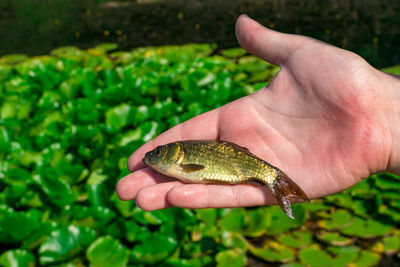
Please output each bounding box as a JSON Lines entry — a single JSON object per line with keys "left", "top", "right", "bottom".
{"left": 143, "top": 140, "right": 309, "bottom": 219}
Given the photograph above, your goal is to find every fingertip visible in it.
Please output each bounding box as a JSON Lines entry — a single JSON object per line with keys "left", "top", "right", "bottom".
{"left": 235, "top": 14, "right": 293, "bottom": 66}
{"left": 135, "top": 187, "right": 162, "bottom": 211}
{"left": 115, "top": 176, "right": 133, "bottom": 201}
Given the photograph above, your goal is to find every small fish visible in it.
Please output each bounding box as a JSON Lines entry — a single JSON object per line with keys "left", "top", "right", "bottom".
{"left": 143, "top": 140, "right": 309, "bottom": 219}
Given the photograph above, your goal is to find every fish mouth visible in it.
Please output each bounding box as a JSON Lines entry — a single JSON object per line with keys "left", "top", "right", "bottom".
{"left": 143, "top": 152, "right": 151, "bottom": 166}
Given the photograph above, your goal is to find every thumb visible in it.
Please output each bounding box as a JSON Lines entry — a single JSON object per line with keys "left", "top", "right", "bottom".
{"left": 235, "top": 14, "right": 304, "bottom": 66}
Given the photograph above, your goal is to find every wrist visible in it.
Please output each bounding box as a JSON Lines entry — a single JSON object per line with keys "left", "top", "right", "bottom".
{"left": 380, "top": 70, "right": 400, "bottom": 175}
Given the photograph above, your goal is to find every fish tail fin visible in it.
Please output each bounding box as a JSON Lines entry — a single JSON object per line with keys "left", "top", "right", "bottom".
{"left": 267, "top": 171, "right": 309, "bottom": 220}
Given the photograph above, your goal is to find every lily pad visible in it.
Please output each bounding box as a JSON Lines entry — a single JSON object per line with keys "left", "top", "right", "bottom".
{"left": 86, "top": 236, "right": 129, "bottom": 267}
{"left": 265, "top": 205, "right": 306, "bottom": 235}
{"left": 278, "top": 230, "right": 313, "bottom": 248}
{"left": 195, "top": 209, "right": 217, "bottom": 225}
{"left": 39, "top": 225, "right": 96, "bottom": 265}
{"left": 0, "top": 208, "right": 41, "bottom": 242}
{"left": 372, "top": 233, "right": 400, "bottom": 254}
{"left": 374, "top": 173, "right": 400, "bottom": 190}
{"left": 131, "top": 234, "right": 178, "bottom": 264}
{"left": 217, "top": 208, "right": 246, "bottom": 233}
{"left": 221, "top": 48, "right": 247, "bottom": 58}
{"left": 220, "top": 231, "right": 248, "bottom": 250}
{"left": 242, "top": 207, "right": 271, "bottom": 237}
{"left": 340, "top": 217, "right": 392, "bottom": 238}
{"left": 0, "top": 249, "right": 36, "bottom": 267}
{"left": 216, "top": 249, "right": 246, "bottom": 267}
{"left": 317, "top": 231, "right": 356, "bottom": 246}
{"left": 299, "top": 245, "right": 359, "bottom": 267}
{"left": 352, "top": 250, "right": 381, "bottom": 267}
{"left": 0, "top": 54, "right": 28, "bottom": 64}
{"left": 318, "top": 209, "right": 353, "bottom": 230}
{"left": 249, "top": 241, "right": 295, "bottom": 263}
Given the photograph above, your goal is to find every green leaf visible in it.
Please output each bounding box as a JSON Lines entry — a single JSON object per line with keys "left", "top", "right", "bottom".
{"left": 216, "top": 249, "right": 246, "bottom": 267}
{"left": 195, "top": 208, "right": 217, "bottom": 225}
{"left": 221, "top": 48, "right": 247, "bottom": 58}
{"left": 242, "top": 207, "right": 271, "bottom": 237}
{"left": 87, "top": 236, "right": 129, "bottom": 267}
{"left": 0, "top": 54, "right": 28, "bottom": 64}
{"left": 278, "top": 230, "right": 313, "bottom": 248}
{"left": 34, "top": 169, "right": 74, "bottom": 209}
{"left": 0, "top": 209, "right": 41, "bottom": 242}
{"left": 340, "top": 217, "right": 392, "bottom": 238}
{"left": 299, "top": 245, "right": 360, "bottom": 267}
{"left": 220, "top": 231, "right": 248, "bottom": 250}
{"left": 249, "top": 241, "right": 295, "bottom": 263}
{"left": 374, "top": 173, "right": 400, "bottom": 190}
{"left": 39, "top": 225, "right": 96, "bottom": 265}
{"left": 318, "top": 209, "right": 353, "bottom": 230}
{"left": 317, "top": 231, "right": 355, "bottom": 246}
{"left": 0, "top": 249, "right": 36, "bottom": 267}
{"left": 105, "top": 103, "right": 133, "bottom": 133}
{"left": 217, "top": 208, "right": 246, "bottom": 232}
{"left": 265, "top": 205, "right": 306, "bottom": 235}
{"left": 131, "top": 234, "right": 178, "bottom": 264}
{"left": 352, "top": 250, "right": 380, "bottom": 267}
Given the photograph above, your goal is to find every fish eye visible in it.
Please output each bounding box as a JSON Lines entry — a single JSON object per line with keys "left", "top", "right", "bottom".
{"left": 154, "top": 146, "right": 163, "bottom": 156}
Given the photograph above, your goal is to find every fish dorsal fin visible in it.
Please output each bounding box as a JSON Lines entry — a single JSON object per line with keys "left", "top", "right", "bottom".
{"left": 180, "top": 164, "right": 205, "bottom": 172}
{"left": 222, "top": 141, "right": 251, "bottom": 154}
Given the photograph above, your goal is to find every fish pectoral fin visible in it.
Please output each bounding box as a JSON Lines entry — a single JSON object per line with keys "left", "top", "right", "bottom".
{"left": 180, "top": 163, "right": 205, "bottom": 172}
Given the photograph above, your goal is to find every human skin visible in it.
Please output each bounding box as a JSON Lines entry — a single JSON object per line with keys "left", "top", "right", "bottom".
{"left": 116, "top": 15, "right": 400, "bottom": 211}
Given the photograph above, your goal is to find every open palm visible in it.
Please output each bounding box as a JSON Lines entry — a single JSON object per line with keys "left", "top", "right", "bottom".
{"left": 116, "top": 15, "right": 394, "bottom": 211}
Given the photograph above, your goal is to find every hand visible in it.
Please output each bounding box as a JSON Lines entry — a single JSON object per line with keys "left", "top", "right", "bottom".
{"left": 116, "top": 15, "right": 400, "bottom": 211}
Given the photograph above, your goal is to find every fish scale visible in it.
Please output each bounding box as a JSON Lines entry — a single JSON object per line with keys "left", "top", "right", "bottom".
{"left": 143, "top": 140, "right": 309, "bottom": 219}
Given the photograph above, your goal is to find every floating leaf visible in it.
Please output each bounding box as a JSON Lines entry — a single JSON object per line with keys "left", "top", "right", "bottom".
{"left": 317, "top": 231, "right": 356, "bottom": 246}
{"left": 374, "top": 173, "right": 400, "bottom": 190}
{"left": 265, "top": 205, "right": 306, "bottom": 235}
{"left": 249, "top": 241, "right": 295, "bottom": 263}
{"left": 221, "top": 48, "right": 247, "bottom": 58}
{"left": 39, "top": 225, "right": 96, "bottom": 265}
{"left": 220, "top": 231, "right": 248, "bottom": 250}
{"left": 0, "top": 209, "right": 41, "bottom": 242}
{"left": 216, "top": 249, "right": 246, "bottom": 267}
{"left": 318, "top": 209, "right": 353, "bottom": 230}
{"left": 87, "top": 236, "right": 129, "bottom": 267}
{"left": 131, "top": 234, "right": 178, "bottom": 264}
{"left": 352, "top": 250, "right": 381, "bottom": 267}
{"left": 0, "top": 54, "right": 28, "bottom": 64}
{"left": 340, "top": 217, "right": 392, "bottom": 238}
{"left": 372, "top": 233, "right": 400, "bottom": 254}
{"left": 299, "top": 245, "right": 359, "bottom": 267}
{"left": 0, "top": 249, "right": 36, "bottom": 267}
{"left": 242, "top": 207, "right": 271, "bottom": 237}
{"left": 278, "top": 230, "right": 313, "bottom": 248}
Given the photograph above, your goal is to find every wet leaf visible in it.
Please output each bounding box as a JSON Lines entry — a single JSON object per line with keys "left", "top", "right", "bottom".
{"left": 352, "top": 250, "right": 380, "bottom": 267}
{"left": 131, "top": 234, "right": 178, "bottom": 264}
{"left": 0, "top": 209, "right": 41, "bottom": 242}
{"left": 249, "top": 241, "right": 295, "bottom": 263}
{"left": 221, "top": 48, "right": 247, "bottom": 58}
{"left": 278, "top": 230, "right": 313, "bottom": 248}
{"left": 340, "top": 217, "right": 392, "bottom": 238}
{"left": 317, "top": 231, "right": 355, "bottom": 246}
{"left": 318, "top": 209, "right": 353, "bottom": 230}
{"left": 216, "top": 249, "right": 246, "bottom": 267}
{"left": 265, "top": 205, "right": 306, "bottom": 235}
{"left": 0, "top": 249, "right": 36, "bottom": 267}
{"left": 39, "top": 225, "right": 96, "bottom": 265}
{"left": 86, "top": 236, "right": 129, "bottom": 267}
{"left": 299, "top": 245, "right": 359, "bottom": 267}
